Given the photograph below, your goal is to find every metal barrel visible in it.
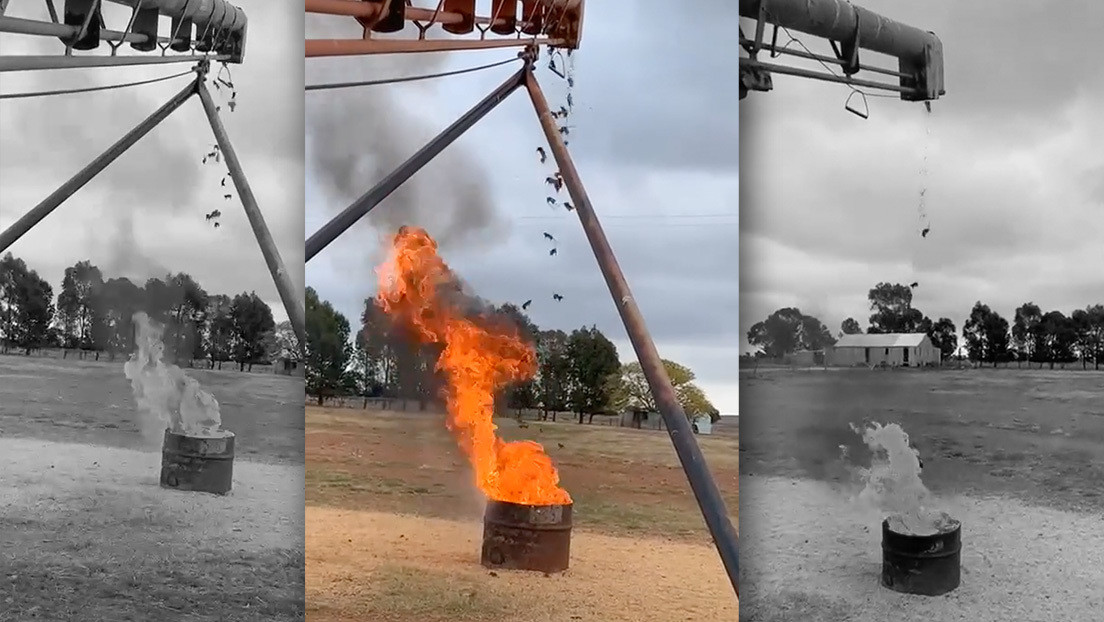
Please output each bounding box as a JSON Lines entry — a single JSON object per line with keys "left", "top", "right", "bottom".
{"left": 160, "top": 429, "right": 235, "bottom": 495}
{"left": 481, "top": 500, "right": 572, "bottom": 573}
{"left": 881, "top": 517, "right": 961, "bottom": 596}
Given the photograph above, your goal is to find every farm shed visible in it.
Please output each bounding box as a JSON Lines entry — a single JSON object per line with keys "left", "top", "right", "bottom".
{"left": 826, "top": 333, "right": 939, "bottom": 367}
{"left": 272, "top": 356, "right": 303, "bottom": 376}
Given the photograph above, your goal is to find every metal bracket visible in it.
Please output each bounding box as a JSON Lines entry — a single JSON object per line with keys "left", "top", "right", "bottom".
{"left": 829, "top": 9, "right": 861, "bottom": 76}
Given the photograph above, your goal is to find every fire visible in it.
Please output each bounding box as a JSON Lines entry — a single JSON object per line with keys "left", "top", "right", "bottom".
{"left": 375, "top": 226, "right": 571, "bottom": 506}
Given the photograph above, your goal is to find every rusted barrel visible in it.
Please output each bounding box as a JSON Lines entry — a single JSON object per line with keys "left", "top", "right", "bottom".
{"left": 481, "top": 500, "right": 572, "bottom": 573}
{"left": 160, "top": 429, "right": 235, "bottom": 495}
{"left": 881, "top": 516, "right": 961, "bottom": 596}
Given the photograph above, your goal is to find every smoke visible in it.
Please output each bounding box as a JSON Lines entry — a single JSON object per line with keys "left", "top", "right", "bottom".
{"left": 304, "top": 16, "right": 506, "bottom": 253}
{"left": 846, "top": 422, "right": 951, "bottom": 536}
{"left": 124, "top": 312, "right": 227, "bottom": 442}
{"left": 103, "top": 212, "right": 171, "bottom": 282}
{"left": 0, "top": 4, "right": 202, "bottom": 213}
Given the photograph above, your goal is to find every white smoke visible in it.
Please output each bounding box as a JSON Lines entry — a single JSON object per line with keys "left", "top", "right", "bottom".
{"left": 851, "top": 422, "right": 952, "bottom": 536}
{"left": 124, "top": 312, "right": 227, "bottom": 440}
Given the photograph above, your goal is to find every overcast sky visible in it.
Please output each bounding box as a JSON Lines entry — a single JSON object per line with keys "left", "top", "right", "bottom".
{"left": 305, "top": 0, "right": 739, "bottom": 414}
{"left": 0, "top": 1, "right": 304, "bottom": 323}
{"left": 740, "top": 1, "right": 1104, "bottom": 353}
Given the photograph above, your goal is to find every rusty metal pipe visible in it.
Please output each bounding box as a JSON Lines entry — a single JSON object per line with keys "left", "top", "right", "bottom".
{"left": 305, "top": 0, "right": 580, "bottom": 22}
{"left": 306, "top": 36, "right": 559, "bottom": 57}
{"left": 523, "top": 70, "right": 739, "bottom": 598}
{"left": 196, "top": 80, "right": 307, "bottom": 349}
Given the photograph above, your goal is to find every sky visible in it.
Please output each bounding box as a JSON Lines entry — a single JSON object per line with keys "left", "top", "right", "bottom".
{"left": 740, "top": 1, "right": 1104, "bottom": 354}
{"left": 0, "top": 1, "right": 304, "bottom": 324}
{"left": 304, "top": 0, "right": 740, "bottom": 414}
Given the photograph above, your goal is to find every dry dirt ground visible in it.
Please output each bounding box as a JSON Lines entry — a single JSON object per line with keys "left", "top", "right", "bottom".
{"left": 739, "top": 367, "right": 1104, "bottom": 621}
{"left": 0, "top": 354, "right": 305, "bottom": 622}
{"left": 305, "top": 407, "right": 739, "bottom": 622}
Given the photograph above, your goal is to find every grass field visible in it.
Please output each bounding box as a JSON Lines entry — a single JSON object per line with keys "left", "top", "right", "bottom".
{"left": 738, "top": 367, "right": 1104, "bottom": 621}
{"left": 305, "top": 407, "right": 739, "bottom": 622}
{"left": 0, "top": 354, "right": 306, "bottom": 622}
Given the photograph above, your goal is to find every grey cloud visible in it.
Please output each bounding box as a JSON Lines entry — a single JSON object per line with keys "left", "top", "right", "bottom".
{"left": 565, "top": 0, "right": 740, "bottom": 173}
{"left": 1, "top": 1, "right": 304, "bottom": 321}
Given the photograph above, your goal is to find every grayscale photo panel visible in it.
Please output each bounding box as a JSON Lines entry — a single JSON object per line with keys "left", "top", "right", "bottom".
{"left": 0, "top": 2, "right": 306, "bottom": 620}
{"left": 302, "top": 1, "right": 738, "bottom": 620}
{"left": 739, "top": 1, "right": 1104, "bottom": 620}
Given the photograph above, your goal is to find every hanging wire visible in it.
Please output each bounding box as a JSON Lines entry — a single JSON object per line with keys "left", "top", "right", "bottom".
{"left": 305, "top": 56, "right": 520, "bottom": 92}
{"left": 0, "top": 68, "right": 195, "bottom": 100}
{"left": 774, "top": 23, "right": 900, "bottom": 103}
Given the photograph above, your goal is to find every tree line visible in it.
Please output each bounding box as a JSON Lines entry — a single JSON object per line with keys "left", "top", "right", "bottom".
{"left": 748, "top": 281, "right": 1104, "bottom": 369}
{"left": 304, "top": 287, "right": 721, "bottom": 422}
{"left": 0, "top": 253, "right": 296, "bottom": 370}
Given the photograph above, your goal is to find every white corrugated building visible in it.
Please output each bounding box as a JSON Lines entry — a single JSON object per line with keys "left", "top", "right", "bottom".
{"left": 825, "top": 333, "right": 940, "bottom": 367}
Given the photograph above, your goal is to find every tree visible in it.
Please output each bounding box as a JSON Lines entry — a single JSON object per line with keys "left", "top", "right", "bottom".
{"left": 358, "top": 300, "right": 393, "bottom": 394}
{"left": 619, "top": 359, "right": 718, "bottom": 422}
{"left": 928, "top": 317, "right": 958, "bottom": 361}
{"left": 269, "top": 320, "right": 300, "bottom": 362}
{"left": 495, "top": 303, "right": 541, "bottom": 415}
{"left": 305, "top": 287, "right": 352, "bottom": 405}
{"left": 620, "top": 359, "right": 692, "bottom": 412}
{"left": 229, "top": 292, "right": 276, "bottom": 371}
{"left": 0, "top": 255, "right": 55, "bottom": 354}
{"left": 56, "top": 260, "right": 105, "bottom": 352}
{"left": 164, "top": 273, "right": 210, "bottom": 364}
{"left": 867, "top": 282, "right": 928, "bottom": 334}
{"left": 963, "top": 302, "right": 1010, "bottom": 366}
{"left": 565, "top": 326, "right": 620, "bottom": 422}
{"left": 205, "top": 294, "right": 235, "bottom": 369}
{"left": 747, "top": 307, "right": 835, "bottom": 358}
{"left": 1011, "top": 302, "right": 1044, "bottom": 365}
{"left": 1038, "top": 310, "right": 1077, "bottom": 367}
{"left": 1071, "top": 305, "right": 1104, "bottom": 370}
{"left": 536, "top": 329, "right": 570, "bottom": 420}
{"left": 676, "top": 383, "right": 717, "bottom": 421}
{"left": 840, "top": 317, "right": 863, "bottom": 336}
{"left": 98, "top": 277, "right": 144, "bottom": 358}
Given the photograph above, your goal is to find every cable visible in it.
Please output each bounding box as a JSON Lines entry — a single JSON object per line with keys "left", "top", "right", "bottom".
{"left": 306, "top": 56, "right": 520, "bottom": 92}
{"left": 775, "top": 23, "right": 898, "bottom": 100}
{"left": 0, "top": 68, "right": 195, "bottom": 100}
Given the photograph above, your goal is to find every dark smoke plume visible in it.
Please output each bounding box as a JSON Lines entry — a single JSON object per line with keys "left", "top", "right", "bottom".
{"left": 304, "top": 16, "right": 506, "bottom": 252}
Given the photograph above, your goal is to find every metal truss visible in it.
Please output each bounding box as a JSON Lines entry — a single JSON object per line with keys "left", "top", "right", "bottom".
{"left": 304, "top": 47, "right": 740, "bottom": 597}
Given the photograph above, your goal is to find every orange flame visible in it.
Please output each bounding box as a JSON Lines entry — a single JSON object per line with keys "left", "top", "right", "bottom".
{"left": 375, "top": 226, "right": 571, "bottom": 506}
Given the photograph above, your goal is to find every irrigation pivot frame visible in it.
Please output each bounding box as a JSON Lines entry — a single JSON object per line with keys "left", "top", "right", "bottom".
{"left": 0, "top": 0, "right": 305, "bottom": 347}
{"left": 739, "top": 0, "right": 944, "bottom": 105}
{"left": 304, "top": 0, "right": 738, "bottom": 598}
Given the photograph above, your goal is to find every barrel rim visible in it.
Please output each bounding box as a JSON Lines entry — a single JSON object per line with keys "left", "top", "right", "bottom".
{"left": 881, "top": 516, "right": 961, "bottom": 538}
{"left": 163, "top": 427, "right": 236, "bottom": 440}
{"left": 485, "top": 499, "right": 573, "bottom": 511}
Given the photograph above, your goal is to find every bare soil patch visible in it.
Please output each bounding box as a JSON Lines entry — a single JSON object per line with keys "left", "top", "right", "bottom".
{"left": 1, "top": 438, "right": 305, "bottom": 622}
{"left": 740, "top": 476, "right": 1104, "bottom": 621}
{"left": 306, "top": 507, "right": 737, "bottom": 622}
{"left": 305, "top": 406, "right": 739, "bottom": 620}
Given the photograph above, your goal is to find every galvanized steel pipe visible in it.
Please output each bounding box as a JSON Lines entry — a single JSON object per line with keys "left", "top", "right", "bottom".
{"left": 107, "top": 0, "right": 246, "bottom": 38}
{"left": 739, "top": 0, "right": 938, "bottom": 62}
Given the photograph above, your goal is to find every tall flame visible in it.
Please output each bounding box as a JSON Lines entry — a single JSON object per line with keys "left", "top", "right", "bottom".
{"left": 375, "top": 226, "right": 571, "bottom": 506}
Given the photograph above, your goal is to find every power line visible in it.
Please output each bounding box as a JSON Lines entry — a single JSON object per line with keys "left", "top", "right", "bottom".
{"left": 305, "top": 56, "right": 521, "bottom": 92}
{"left": 0, "top": 68, "right": 195, "bottom": 100}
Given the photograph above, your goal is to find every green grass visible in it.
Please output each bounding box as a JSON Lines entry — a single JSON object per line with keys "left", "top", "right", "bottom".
{"left": 0, "top": 353, "right": 303, "bottom": 464}
{"left": 740, "top": 367, "right": 1104, "bottom": 512}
